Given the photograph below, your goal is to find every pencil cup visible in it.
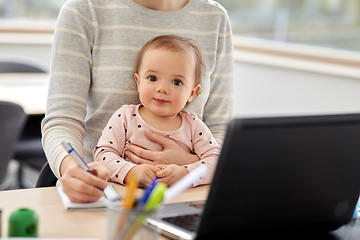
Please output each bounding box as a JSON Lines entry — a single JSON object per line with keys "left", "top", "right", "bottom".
{"left": 107, "top": 204, "right": 159, "bottom": 240}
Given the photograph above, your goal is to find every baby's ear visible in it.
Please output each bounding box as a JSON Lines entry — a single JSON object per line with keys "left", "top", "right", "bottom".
{"left": 188, "top": 84, "right": 201, "bottom": 102}
{"left": 134, "top": 73, "right": 140, "bottom": 92}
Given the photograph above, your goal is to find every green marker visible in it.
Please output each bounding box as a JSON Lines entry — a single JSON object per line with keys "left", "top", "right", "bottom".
{"left": 144, "top": 182, "right": 167, "bottom": 211}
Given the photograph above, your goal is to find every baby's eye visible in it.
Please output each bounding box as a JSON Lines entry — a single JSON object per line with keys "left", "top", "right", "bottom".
{"left": 172, "top": 79, "right": 182, "bottom": 86}
{"left": 148, "top": 76, "right": 157, "bottom": 82}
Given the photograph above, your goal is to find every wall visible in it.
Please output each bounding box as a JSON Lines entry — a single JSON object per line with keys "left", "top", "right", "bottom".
{"left": 0, "top": 33, "right": 53, "bottom": 69}
{"left": 232, "top": 36, "right": 360, "bottom": 118}
{"left": 233, "top": 61, "right": 360, "bottom": 118}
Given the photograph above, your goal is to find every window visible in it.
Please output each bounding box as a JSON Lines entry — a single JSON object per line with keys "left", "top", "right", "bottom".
{"left": 0, "top": 0, "right": 66, "bottom": 33}
{"left": 1, "top": 0, "right": 359, "bottom": 52}
{"left": 217, "top": 0, "right": 360, "bottom": 52}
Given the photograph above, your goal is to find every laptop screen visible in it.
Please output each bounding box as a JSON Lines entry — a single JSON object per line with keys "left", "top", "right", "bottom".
{"left": 197, "top": 114, "right": 360, "bottom": 239}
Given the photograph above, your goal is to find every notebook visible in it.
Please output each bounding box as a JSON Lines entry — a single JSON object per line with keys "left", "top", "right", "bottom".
{"left": 57, "top": 185, "right": 120, "bottom": 210}
{"left": 146, "top": 114, "right": 360, "bottom": 239}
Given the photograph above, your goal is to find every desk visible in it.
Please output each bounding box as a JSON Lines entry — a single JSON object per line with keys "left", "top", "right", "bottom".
{"left": 1, "top": 184, "right": 360, "bottom": 239}
{"left": 0, "top": 183, "right": 210, "bottom": 239}
{"left": 0, "top": 73, "right": 49, "bottom": 115}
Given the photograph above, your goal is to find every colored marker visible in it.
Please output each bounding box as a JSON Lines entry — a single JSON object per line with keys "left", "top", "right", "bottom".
{"left": 163, "top": 164, "right": 208, "bottom": 203}
{"left": 112, "top": 173, "right": 139, "bottom": 240}
{"left": 139, "top": 179, "right": 157, "bottom": 206}
{"left": 143, "top": 182, "right": 167, "bottom": 211}
{"left": 122, "top": 173, "right": 139, "bottom": 209}
{"left": 122, "top": 182, "right": 167, "bottom": 240}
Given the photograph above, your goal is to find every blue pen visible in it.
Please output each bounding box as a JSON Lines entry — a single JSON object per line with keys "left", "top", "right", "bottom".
{"left": 62, "top": 141, "right": 91, "bottom": 174}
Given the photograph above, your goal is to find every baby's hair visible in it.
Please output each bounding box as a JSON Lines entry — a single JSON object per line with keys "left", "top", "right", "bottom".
{"left": 135, "top": 34, "right": 205, "bottom": 86}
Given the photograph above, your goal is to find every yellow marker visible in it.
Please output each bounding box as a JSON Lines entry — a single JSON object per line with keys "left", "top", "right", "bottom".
{"left": 113, "top": 173, "right": 139, "bottom": 240}
{"left": 123, "top": 173, "right": 138, "bottom": 209}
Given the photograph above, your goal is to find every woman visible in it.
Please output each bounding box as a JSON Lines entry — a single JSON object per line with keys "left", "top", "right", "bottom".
{"left": 42, "top": 0, "right": 234, "bottom": 203}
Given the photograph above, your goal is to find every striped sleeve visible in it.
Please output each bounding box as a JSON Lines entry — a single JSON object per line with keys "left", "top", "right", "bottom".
{"left": 41, "top": 0, "right": 96, "bottom": 178}
{"left": 187, "top": 2, "right": 234, "bottom": 147}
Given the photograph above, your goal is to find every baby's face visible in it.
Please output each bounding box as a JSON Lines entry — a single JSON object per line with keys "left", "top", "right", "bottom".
{"left": 135, "top": 48, "right": 199, "bottom": 119}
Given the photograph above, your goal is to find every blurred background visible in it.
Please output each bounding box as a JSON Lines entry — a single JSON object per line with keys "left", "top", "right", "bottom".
{"left": 0, "top": 0, "right": 359, "bottom": 190}
{"left": 223, "top": 0, "right": 360, "bottom": 52}
{"left": 1, "top": 0, "right": 359, "bottom": 51}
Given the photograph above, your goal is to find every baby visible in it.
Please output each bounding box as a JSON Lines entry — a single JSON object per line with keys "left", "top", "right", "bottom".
{"left": 94, "top": 35, "right": 220, "bottom": 187}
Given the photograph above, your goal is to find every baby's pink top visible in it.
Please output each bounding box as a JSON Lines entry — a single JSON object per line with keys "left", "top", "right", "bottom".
{"left": 93, "top": 104, "right": 221, "bottom": 186}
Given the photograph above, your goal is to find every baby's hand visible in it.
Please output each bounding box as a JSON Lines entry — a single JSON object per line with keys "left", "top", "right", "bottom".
{"left": 125, "top": 164, "right": 159, "bottom": 187}
{"left": 156, "top": 164, "right": 188, "bottom": 186}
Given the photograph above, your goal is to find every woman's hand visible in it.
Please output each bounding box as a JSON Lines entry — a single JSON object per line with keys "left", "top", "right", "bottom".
{"left": 60, "top": 155, "right": 110, "bottom": 203}
{"left": 125, "top": 129, "right": 199, "bottom": 165}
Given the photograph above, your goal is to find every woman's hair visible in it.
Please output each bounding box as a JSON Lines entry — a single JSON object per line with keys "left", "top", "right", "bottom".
{"left": 135, "top": 34, "right": 205, "bottom": 86}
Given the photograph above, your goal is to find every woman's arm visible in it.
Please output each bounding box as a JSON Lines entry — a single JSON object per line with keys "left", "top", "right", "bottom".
{"left": 42, "top": 0, "right": 96, "bottom": 178}
{"left": 41, "top": 0, "right": 107, "bottom": 202}
{"left": 202, "top": 10, "right": 234, "bottom": 147}
{"left": 152, "top": 117, "right": 221, "bottom": 187}
{"left": 181, "top": 117, "right": 221, "bottom": 187}
{"left": 124, "top": 129, "right": 200, "bottom": 166}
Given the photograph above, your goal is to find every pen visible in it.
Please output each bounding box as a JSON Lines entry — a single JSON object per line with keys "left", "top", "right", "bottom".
{"left": 163, "top": 164, "right": 208, "bottom": 203}
{"left": 61, "top": 141, "right": 91, "bottom": 173}
{"left": 61, "top": 141, "right": 121, "bottom": 202}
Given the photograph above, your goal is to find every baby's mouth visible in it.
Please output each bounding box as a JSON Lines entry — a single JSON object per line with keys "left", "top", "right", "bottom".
{"left": 154, "top": 98, "right": 169, "bottom": 104}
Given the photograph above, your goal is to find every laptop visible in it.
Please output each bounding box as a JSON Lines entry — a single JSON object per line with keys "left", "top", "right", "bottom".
{"left": 146, "top": 114, "right": 360, "bottom": 239}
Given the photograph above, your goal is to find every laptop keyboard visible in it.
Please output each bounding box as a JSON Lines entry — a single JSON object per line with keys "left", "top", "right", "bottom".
{"left": 163, "top": 214, "right": 202, "bottom": 232}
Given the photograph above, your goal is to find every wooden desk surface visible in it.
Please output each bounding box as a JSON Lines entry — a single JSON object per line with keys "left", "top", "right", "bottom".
{"left": 0, "top": 73, "right": 49, "bottom": 115}
{"left": 0, "top": 183, "right": 210, "bottom": 239}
